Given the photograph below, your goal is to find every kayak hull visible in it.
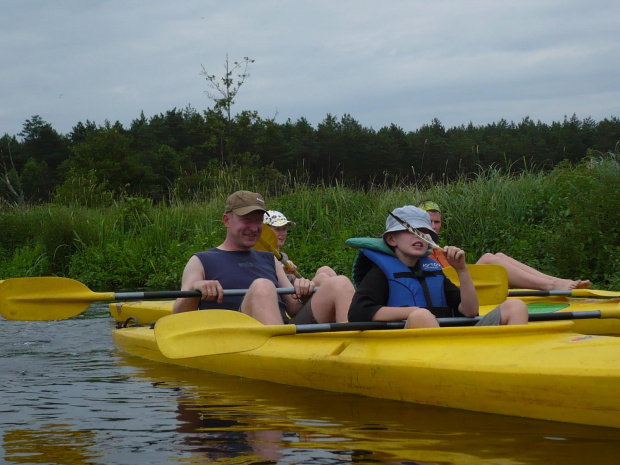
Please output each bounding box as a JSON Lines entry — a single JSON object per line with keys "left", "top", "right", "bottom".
{"left": 113, "top": 319, "right": 620, "bottom": 429}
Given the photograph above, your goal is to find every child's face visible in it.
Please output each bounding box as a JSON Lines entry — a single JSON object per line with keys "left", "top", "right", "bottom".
{"left": 386, "top": 230, "right": 430, "bottom": 265}
{"left": 269, "top": 225, "right": 288, "bottom": 248}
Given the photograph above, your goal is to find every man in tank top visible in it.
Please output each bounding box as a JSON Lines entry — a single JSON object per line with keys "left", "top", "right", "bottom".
{"left": 172, "top": 190, "right": 354, "bottom": 324}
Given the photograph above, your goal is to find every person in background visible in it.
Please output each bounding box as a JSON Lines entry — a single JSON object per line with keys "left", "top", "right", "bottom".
{"left": 348, "top": 206, "right": 528, "bottom": 328}
{"left": 417, "top": 200, "right": 591, "bottom": 290}
{"left": 415, "top": 201, "right": 450, "bottom": 268}
{"left": 264, "top": 210, "right": 337, "bottom": 286}
{"left": 173, "top": 190, "right": 354, "bottom": 324}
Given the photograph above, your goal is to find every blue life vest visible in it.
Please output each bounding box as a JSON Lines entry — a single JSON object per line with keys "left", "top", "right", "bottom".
{"left": 361, "top": 249, "right": 448, "bottom": 309}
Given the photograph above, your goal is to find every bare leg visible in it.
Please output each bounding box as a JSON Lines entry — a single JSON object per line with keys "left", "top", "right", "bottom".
{"left": 239, "top": 278, "right": 284, "bottom": 325}
{"left": 405, "top": 308, "right": 440, "bottom": 329}
{"left": 477, "top": 253, "right": 590, "bottom": 290}
{"left": 498, "top": 299, "right": 529, "bottom": 325}
{"left": 311, "top": 266, "right": 338, "bottom": 287}
{"left": 309, "top": 275, "right": 355, "bottom": 323}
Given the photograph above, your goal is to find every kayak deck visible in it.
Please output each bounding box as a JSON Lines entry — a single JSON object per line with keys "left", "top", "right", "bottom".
{"left": 110, "top": 297, "right": 620, "bottom": 335}
{"left": 509, "top": 294, "right": 620, "bottom": 335}
{"left": 113, "top": 318, "right": 620, "bottom": 429}
{"left": 110, "top": 300, "right": 172, "bottom": 325}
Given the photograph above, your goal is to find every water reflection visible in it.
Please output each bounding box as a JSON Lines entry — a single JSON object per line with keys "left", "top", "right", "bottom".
{"left": 117, "top": 352, "right": 620, "bottom": 464}
{"left": 2, "top": 304, "right": 620, "bottom": 464}
{"left": 3, "top": 427, "right": 99, "bottom": 464}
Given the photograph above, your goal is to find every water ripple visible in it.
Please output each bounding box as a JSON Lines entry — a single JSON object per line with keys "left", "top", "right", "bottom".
{"left": 2, "top": 303, "right": 620, "bottom": 464}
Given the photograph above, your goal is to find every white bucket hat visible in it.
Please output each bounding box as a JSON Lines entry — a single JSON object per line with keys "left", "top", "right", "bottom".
{"left": 384, "top": 206, "right": 439, "bottom": 243}
{"left": 264, "top": 210, "right": 296, "bottom": 227}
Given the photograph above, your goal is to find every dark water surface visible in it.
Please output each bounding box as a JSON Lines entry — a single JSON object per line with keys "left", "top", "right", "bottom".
{"left": 2, "top": 304, "right": 620, "bottom": 464}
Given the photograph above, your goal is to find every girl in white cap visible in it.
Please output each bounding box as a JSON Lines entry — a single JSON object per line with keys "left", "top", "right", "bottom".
{"left": 264, "top": 210, "right": 338, "bottom": 286}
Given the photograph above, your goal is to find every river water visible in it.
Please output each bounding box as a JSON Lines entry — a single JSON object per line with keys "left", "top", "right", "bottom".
{"left": 2, "top": 304, "right": 620, "bottom": 464}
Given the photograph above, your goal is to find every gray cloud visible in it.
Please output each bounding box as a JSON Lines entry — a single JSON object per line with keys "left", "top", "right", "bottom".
{"left": 2, "top": 0, "right": 618, "bottom": 138}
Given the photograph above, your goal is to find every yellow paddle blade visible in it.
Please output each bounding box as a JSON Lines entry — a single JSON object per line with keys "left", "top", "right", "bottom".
{"left": 597, "top": 308, "right": 620, "bottom": 318}
{"left": 442, "top": 264, "right": 508, "bottom": 306}
{"left": 0, "top": 277, "right": 113, "bottom": 321}
{"left": 253, "top": 225, "right": 280, "bottom": 256}
{"left": 561, "top": 289, "right": 620, "bottom": 298}
{"left": 154, "top": 310, "right": 296, "bottom": 358}
{"left": 253, "top": 226, "right": 303, "bottom": 278}
{"left": 507, "top": 288, "right": 620, "bottom": 298}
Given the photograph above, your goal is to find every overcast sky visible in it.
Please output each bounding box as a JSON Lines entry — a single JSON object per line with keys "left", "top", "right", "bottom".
{"left": 2, "top": 0, "right": 619, "bottom": 139}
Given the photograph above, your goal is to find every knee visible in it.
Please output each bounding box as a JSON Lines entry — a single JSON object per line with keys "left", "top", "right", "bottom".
{"left": 312, "top": 268, "right": 338, "bottom": 286}
{"left": 248, "top": 278, "right": 277, "bottom": 297}
{"left": 500, "top": 299, "right": 529, "bottom": 324}
{"left": 315, "top": 266, "right": 337, "bottom": 277}
{"left": 477, "top": 253, "right": 497, "bottom": 264}
{"left": 405, "top": 308, "right": 439, "bottom": 329}
{"left": 503, "top": 299, "right": 527, "bottom": 313}
{"left": 312, "top": 272, "right": 330, "bottom": 287}
{"left": 321, "top": 275, "right": 354, "bottom": 292}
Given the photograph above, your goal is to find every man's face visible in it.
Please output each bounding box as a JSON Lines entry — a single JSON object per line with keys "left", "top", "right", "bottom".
{"left": 428, "top": 211, "right": 442, "bottom": 234}
{"left": 224, "top": 210, "right": 264, "bottom": 249}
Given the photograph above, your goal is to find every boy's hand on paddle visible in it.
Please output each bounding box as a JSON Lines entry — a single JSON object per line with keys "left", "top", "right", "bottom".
{"left": 443, "top": 246, "right": 467, "bottom": 270}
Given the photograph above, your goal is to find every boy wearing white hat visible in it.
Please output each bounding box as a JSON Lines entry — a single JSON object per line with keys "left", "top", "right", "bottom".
{"left": 348, "top": 206, "right": 528, "bottom": 329}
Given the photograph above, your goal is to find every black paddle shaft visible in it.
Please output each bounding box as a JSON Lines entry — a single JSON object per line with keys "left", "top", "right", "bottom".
{"left": 437, "top": 310, "right": 603, "bottom": 327}
{"left": 289, "top": 311, "right": 602, "bottom": 333}
{"left": 114, "top": 287, "right": 303, "bottom": 300}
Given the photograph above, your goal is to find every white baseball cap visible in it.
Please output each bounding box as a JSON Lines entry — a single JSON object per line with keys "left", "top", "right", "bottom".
{"left": 263, "top": 210, "right": 296, "bottom": 227}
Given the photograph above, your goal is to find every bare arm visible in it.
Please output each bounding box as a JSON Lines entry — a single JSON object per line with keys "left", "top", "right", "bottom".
{"left": 275, "top": 257, "right": 314, "bottom": 317}
{"left": 443, "top": 246, "right": 479, "bottom": 317}
{"left": 172, "top": 255, "right": 224, "bottom": 314}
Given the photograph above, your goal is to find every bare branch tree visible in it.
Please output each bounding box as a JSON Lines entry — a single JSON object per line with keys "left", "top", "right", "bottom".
{"left": 0, "top": 142, "right": 25, "bottom": 206}
{"left": 200, "top": 54, "right": 255, "bottom": 123}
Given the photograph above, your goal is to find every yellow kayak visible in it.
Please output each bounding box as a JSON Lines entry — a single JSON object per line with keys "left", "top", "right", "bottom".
{"left": 112, "top": 310, "right": 620, "bottom": 429}
{"left": 508, "top": 294, "right": 620, "bottom": 336}
{"left": 110, "top": 300, "right": 172, "bottom": 325}
{"left": 110, "top": 296, "right": 620, "bottom": 335}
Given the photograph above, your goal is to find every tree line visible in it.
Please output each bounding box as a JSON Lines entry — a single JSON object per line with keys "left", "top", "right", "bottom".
{"left": 1, "top": 108, "right": 619, "bottom": 206}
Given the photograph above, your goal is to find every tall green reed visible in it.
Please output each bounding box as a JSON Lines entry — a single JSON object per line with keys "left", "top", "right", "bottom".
{"left": 1, "top": 154, "right": 618, "bottom": 289}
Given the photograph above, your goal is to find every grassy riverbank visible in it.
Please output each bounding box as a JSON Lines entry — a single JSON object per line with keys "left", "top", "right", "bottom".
{"left": 1, "top": 155, "right": 619, "bottom": 290}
